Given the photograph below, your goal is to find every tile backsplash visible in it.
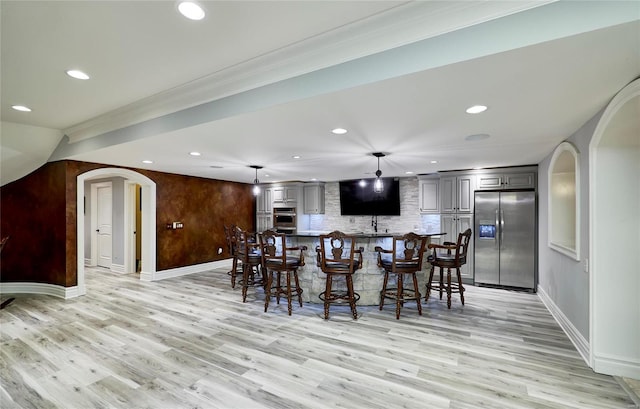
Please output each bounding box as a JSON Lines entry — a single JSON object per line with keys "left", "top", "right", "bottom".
{"left": 300, "top": 178, "right": 440, "bottom": 234}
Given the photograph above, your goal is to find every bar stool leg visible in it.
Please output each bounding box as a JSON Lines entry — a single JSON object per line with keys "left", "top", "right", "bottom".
{"left": 286, "top": 271, "right": 293, "bottom": 316}
{"left": 439, "top": 267, "right": 444, "bottom": 300}
{"left": 264, "top": 270, "right": 272, "bottom": 313}
{"left": 395, "top": 273, "right": 403, "bottom": 320}
{"left": 425, "top": 265, "right": 435, "bottom": 302}
{"left": 379, "top": 271, "right": 389, "bottom": 310}
{"left": 446, "top": 268, "right": 452, "bottom": 309}
{"left": 323, "top": 274, "right": 332, "bottom": 319}
{"left": 346, "top": 274, "right": 358, "bottom": 320}
{"left": 457, "top": 267, "right": 465, "bottom": 305}
{"left": 293, "top": 270, "right": 303, "bottom": 308}
{"left": 412, "top": 272, "right": 422, "bottom": 316}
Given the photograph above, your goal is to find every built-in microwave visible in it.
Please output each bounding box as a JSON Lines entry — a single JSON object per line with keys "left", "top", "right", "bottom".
{"left": 273, "top": 207, "right": 296, "bottom": 230}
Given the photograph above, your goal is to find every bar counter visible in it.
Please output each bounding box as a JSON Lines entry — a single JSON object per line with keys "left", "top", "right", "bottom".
{"left": 285, "top": 231, "right": 444, "bottom": 305}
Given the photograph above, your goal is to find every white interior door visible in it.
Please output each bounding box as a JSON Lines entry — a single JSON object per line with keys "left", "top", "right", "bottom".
{"left": 97, "top": 184, "right": 113, "bottom": 268}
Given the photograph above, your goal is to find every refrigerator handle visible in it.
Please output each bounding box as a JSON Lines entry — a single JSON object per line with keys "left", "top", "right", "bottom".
{"left": 495, "top": 210, "right": 500, "bottom": 249}
{"left": 500, "top": 209, "right": 505, "bottom": 249}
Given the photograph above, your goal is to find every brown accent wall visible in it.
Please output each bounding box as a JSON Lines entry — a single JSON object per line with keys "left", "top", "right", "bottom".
{"left": 1, "top": 160, "right": 255, "bottom": 287}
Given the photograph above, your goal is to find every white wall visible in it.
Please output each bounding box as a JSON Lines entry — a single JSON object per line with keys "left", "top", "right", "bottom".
{"left": 538, "top": 109, "right": 603, "bottom": 340}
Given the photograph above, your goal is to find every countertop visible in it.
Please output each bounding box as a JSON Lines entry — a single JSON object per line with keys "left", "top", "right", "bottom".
{"left": 291, "top": 231, "right": 446, "bottom": 238}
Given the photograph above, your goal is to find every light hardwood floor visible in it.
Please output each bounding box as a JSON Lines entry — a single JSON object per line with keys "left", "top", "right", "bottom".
{"left": 1, "top": 267, "right": 637, "bottom": 409}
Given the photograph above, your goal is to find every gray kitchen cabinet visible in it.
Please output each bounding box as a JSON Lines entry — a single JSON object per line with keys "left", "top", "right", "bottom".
{"left": 256, "top": 187, "right": 272, "bottom": 214}
{"left": 476, "top": 172, "right": 535, "bottom": 190}
{"left": 440, "top": 174, "right": 474, "bottom": 213}
{"left": 303, "top": 183, "right": 325, "bottom": 214}
{"left": 418, "top": 177, "right": 439, "bottom": 213}
{"left": 273, "top": 184, "right": 300, "bottom": 207}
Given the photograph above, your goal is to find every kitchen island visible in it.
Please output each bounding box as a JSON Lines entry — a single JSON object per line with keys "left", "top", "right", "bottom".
{"left": 286, "top": 231, "right": 445, "bottom": 305}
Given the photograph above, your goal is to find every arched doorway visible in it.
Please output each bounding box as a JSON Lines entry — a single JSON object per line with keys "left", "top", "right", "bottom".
{"left": 589, "top": 78, "right": 640, "bottom": 378}
{"left": 77, "top": 168, "right": 157, "bottom": 295}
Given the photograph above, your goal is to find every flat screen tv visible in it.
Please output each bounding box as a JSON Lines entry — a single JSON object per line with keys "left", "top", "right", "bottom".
{"left": 339, "top": 177, "right": 401, "bottom": 216}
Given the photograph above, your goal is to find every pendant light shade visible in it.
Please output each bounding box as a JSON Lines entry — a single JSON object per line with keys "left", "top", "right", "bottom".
{"left": 249, "top": 165, "right": 263, "bottom": 196}
{"left": 372, "top": 152, "right": 385, "bottom": 193}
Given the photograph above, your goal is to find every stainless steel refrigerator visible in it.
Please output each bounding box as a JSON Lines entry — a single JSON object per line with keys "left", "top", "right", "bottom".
{"left": 474, "top": 191, "right": 536, "bottom": 290}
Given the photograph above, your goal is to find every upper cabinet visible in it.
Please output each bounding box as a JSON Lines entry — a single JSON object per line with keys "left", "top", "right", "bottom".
{"left": 476, "top": 172, "right": 535, "bottom": 190}
{"left": 256, "top": 187, "right": 272, "bottom": 214}
{"left": 418, "top": 177, "right": 439, "bottom": 213}
{"left": 440, "top": 174, "right": 474, "bottom": 213}
{"left": 303, "top": 183, "right": 325, "bottom": 214}
{"left": 272, "top": 184, "right": 300, "bottom": 207}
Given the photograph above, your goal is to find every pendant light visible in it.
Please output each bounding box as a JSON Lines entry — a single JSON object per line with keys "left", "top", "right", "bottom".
{"left": 249, "top": 165, "right": 263, "bottom": 196}
{"left": 372, "top": 152, "right": 385, "bottom": 193}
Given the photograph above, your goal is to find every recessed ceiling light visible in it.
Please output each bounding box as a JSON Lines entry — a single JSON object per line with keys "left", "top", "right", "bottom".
{"left": 142, "top": 160, "right": 153, "bottom": 164}
{"left": 11, "top": 105, "right": 31, "bottom": 112}
{"left": 66, "top": 70, "right": 90, "bottom": 80}
{"left": 311, "top": 178, "right": 318, "bottom": 181}
{"left": 292, "top": 155, "right": 301, "bottom": 159}
{"left": 466, "top": 105, "right": 487, "bottom": 114}
{"left": 264, "top": 174, "right": 270, "bottom": 177}
{"left": 465, "top": 133, "right": 491, "bottom": 142}
{"left": 405, "top": 171, "right": 414, "bottom": 175}
{"left": 178, "top": 1, "right": 205, "bottom": 20}
{"left": 332, "top": 128, "right": 347, "bottom": 135}
{"left": 430, "top": 160, "right": 438, "bottom": 164}
{"left": 189, "top": 151, "right": 201, "bottom": 156}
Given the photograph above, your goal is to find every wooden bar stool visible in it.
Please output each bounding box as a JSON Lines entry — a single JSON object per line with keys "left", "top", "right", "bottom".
{"left": 316, "top": 231, "right": 363, "bottom": 320}
{"left": 375, "top": 232, "right": 427, "bottom": 319}
{"left": 223, "top": 224, "right": 242, "bottom": 288}
{"left": 235, "top": 227, "right": 263, "bottom": 302}
{"left": 259, "top": 229, "right": 306, "bottom": 315}
{"left": 426, "top": 228, "right": 472, "bottom": 309}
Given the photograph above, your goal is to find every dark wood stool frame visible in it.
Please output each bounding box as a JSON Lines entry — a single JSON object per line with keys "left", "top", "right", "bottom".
{"left": 316, "top": 231, "right": 363, "bottom": 320}
{"left": 375, "top": 232, "right": 428, "bottom": 319}
{"left": 425, "top": 228, "right": 472, "bottom": 309}
{"left": 235, "top": 227, "right": 263, "bottom": 303}
{"left": 259, "top": 230, "right": 307, "bottom": 316}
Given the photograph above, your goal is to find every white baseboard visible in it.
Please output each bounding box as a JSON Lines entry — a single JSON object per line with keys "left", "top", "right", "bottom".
{"left": 147, "top": 259, "right": 233, "bottom": 281}
{"left": 594, "top": 353, "right": 640, "bottom": 380}
{"left": 84, "top": 258, "right": 92, "bottom": 266}
{"left": 111, "top": 263, "right": 126, "bottom": 274}
{"left": 537, "top": 285, "right": 590, "bottom": 366}
{"left": 0, "top": 282, "right": 79, "bottom": 299}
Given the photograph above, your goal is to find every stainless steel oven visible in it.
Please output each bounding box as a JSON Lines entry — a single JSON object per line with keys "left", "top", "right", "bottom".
{"left": 273, "top": 207, "right": 296, "bottom": 232}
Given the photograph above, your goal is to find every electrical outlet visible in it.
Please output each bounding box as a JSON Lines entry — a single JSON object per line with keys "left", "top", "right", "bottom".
{"left": 217, "top": 247, "right": 223, "bottom": 255}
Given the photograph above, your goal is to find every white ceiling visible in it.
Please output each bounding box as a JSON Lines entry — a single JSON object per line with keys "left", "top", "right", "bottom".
{"left": 2, "top": 1, "right": 639, "bottom": 186}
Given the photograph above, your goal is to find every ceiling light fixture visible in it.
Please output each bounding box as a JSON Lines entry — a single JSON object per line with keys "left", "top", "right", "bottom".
{"left": 178, "top": 1, "right": 205, "bottom": 20}
{"left": 332, "top": 128, "right": 347, "bottom": 135}
{"left": 466, "top": 105, "right": 488, "bottom": 114}
{"left": 465, "top": 133, "right": 491, "bottom": 142}
{"left": 372, "top": 152, "right": 386, "bottom": 193}
{"left": 66, "top": 70, "right": 90, "bottom": 80}
{"left": 189, "top": 151, "right": 201, "bottom": 156}
{"left": 430, "top": 160, "right": 438, "bottom": 164}
{"left": 11, "top": 105, "right": 31, "bottom": 112}
{"left": 405, "top": 171, "right": 414, "bottom": 175}
{"left": 292, "top": 155, "right": 301, "bottom": 159}
{"left": 249, "top": 165, "right": 263, "bottom": 196}
{"left": 142, "top": 160, "right": 153, "bottom": 164}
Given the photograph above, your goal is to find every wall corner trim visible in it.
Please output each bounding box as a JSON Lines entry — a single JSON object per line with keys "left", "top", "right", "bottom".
{"left": 537, "top": 285, "right": 590, "bottom": 366}
{"left": 151, "top": 259, "right": 233, "bottom": 281}
{"left": 0, "top": 282, "right": 79, "bottom": 299}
